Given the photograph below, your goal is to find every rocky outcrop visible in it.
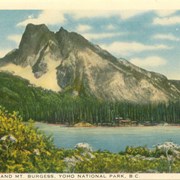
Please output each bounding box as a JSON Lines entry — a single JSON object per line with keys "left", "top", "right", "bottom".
{"left": 0, "top": 23, "right": 180, "bottom": 103}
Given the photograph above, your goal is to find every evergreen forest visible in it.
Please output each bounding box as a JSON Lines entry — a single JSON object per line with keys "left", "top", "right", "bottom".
{"left": 0, "top": 72, "right": 179, "bottom": 125}
{"left": 0, "top": 106, "right": 180, "bottom": 173}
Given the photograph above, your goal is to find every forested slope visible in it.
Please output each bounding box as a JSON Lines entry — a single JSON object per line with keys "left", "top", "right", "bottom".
{"left": 0, "top": 72, "right": 180, "bottom": 124}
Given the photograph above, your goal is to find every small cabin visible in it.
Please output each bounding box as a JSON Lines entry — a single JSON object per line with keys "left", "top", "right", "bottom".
{"left": 119, "top": 120, "right": 132, "bottom": 126}
{"left": 143, "top": 121, "right": 151, "bottom": 126}
{"left": 114, "top": 117, "right": 137, "bottom": 126}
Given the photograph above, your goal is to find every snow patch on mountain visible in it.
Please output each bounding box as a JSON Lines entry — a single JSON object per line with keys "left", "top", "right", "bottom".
{"left": 0, "top": 60, "right": 60, "bottom": 92}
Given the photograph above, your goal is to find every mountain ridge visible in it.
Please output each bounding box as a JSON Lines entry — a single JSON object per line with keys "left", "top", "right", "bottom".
{"left": 0, "top": 23, "right": 180, "bottom": 103}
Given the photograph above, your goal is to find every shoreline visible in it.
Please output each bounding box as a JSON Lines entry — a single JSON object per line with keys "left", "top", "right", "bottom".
{"left": 36, "top": 122, "right": 180, "bottom": 128}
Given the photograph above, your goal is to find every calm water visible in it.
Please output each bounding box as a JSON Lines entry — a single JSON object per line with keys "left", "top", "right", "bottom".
{"left": 36, "top": 122, "right": 180, "bottom": 153}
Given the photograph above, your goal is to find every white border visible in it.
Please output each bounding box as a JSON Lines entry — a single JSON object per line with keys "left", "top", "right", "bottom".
{"left": 0, "top": 0, "right": 180, "bottom": 10}
{"left": 0, "top": 0, "right": 180, "bottom": 179}
{"left": 0, "top": 173, "right": 180, "bottom": 180}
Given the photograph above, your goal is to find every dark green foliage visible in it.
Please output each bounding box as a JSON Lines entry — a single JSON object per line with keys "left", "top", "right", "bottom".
{"left": 125, "top": 146, "right": 151, "bottom": 157}
{"left": 0, "top": 107, "right": 180, "bottom": 173}
{"left": 0, "top": 106, "right": 65, "bottom": 172}
{"left": 0, "top": 72, "right": 180, "bottom": 125}
{"left": 65, "top": 146, "right": 180, "bottom": 173}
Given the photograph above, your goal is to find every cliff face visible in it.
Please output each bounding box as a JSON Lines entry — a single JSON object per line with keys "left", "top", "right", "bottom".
{"left": 0, "top": 23, "right": 180, "bottom": 103}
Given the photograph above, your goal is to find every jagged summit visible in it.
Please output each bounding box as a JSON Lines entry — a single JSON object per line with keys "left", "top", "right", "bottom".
{"left": 55, "top": 25, "right": 96, "bottom": 52}
{"left": 25, "top": 23, "right": 49, "bottom": 31}
{"left": 0, "top": 23, "right": 180, "bottom": 103}
{"left": 58, "top": 26, "right": 68, "bottom": 32}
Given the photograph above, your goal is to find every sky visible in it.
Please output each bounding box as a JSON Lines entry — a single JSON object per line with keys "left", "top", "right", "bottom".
{"left": 0, "top": 10, "right": 180, "bottom": 80}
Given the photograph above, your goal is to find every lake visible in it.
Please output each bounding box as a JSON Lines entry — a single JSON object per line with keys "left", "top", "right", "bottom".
{"left": 36, "top": 122, "right": 180, "bottom": 153}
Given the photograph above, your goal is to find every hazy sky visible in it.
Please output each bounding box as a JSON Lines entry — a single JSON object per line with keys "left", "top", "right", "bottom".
{"left": 0, "top": 10, "right": 180, "bottom": 79}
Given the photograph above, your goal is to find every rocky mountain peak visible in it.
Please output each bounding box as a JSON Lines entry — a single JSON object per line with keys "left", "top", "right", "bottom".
{"left": 19, "top": 23, "right": 51, "bottom": 48}
{"left": 0, "top": 23, "right": 180, "bottom": 103}
{"left": 58, "top": 26, "right": 68, "bottom": 33}
{"left": 56, "top": 27, "right": 92, "bottom": 49}
{"left": 13, "top": 24, "right": 57, "bottom": 67}
{"left": 25, "top": 23, "right": 49, "bottom": 32}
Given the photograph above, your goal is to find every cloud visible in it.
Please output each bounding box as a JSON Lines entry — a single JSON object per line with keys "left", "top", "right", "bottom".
{"left": 106, "top": 24, "right": 115, "bottom": 30}
{"left": 76, "top": 24, "right": 92, "bottom": 33}
{"left": 17, "top": 10, "right": 65, "bottom": 27}
{"left": 0, "top": 49, "right": 11, "bottom": 58}
{"left": 118, "top": 10, "right": 148, "bottom": 20}
{"left": 155, "top": 10, "right": 176, "bottom": 17}
{"left": 17, "top": 10, "right": 149, "bottom": 28}
{"left": 82, "top": 32, "right": 123, "bottom": 40}
{"left": 100, "top": 41, "right": 172, "bottom": 56}
{"left": 153, "top": 15, "right": 180, "bottom": 25}
{"left": 7, "top": 35, "right": 22, "bottom": 45}
{"left": 72, "top": 10, "right": 148, "bottom": 20}
{"left": 167, "top": 71, "right": 180, "bottom": 80}
{"left": 153, "top": 33, "right": 179, "bottom": 41}
{"left": 130, "top": 56, "right": 167, "bottom": 68}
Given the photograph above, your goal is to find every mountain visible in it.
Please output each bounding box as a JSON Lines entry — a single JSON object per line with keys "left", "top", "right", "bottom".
{"left": 170, "top": 80, "right": 180, "bottom": 90}
{"left": 0, "top": 23, "right": 180, "bottom": 103}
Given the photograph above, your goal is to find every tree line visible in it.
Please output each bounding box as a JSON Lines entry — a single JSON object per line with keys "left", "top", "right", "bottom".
{"left": 0, "top": 72, "right": 179, "bottom": 125}
{"left": 1, "top": 106, "right": 180, "bottom": 173}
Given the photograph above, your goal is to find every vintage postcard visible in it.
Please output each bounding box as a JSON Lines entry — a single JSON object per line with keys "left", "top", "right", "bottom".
{"left": 0, "top": 0, "right": 180, "bottom": 180}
